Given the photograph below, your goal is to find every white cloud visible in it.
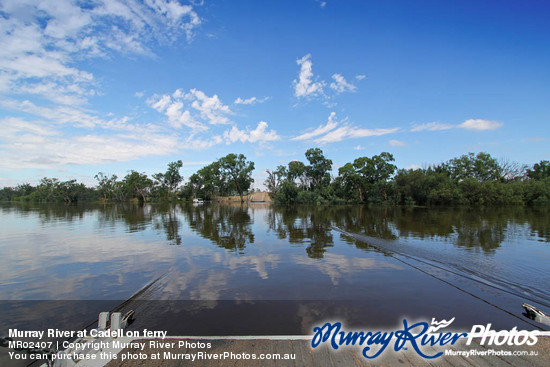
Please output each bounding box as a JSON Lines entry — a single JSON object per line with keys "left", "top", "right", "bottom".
{"left": 0, "top": 116, "right": 178, "bottom": 170}
{"left": 293, "top": 54, "right": 325, "bottom": 98}
{"left": 457, "top": 119, "right": 503, "bottom": 131}
{"left": 292, "top": 112, "right": 398, "bottom": 144}
{"left": 389, "top": 139, "right": 407, "bottom": 147}
{"left": 315, "top": 126, "right": 399, "bottom": 144}
{"left": 411, "top": 119, "right": 503, "bottom": 132}
{"left": 147, "top": 88, "right": 232, "bottom": 131}
{"left": 0, "top": 98, "right": 102, "bottom": 128}
{"left": 355, "top": 74, "right": 366, "bottom": 80}
{"left": 406, "top": 164, "right": 422, "bottom": 170}
{"left": 223, "top": 121, "right": 280, "bottom": 144}
{"left": 188, "top": 89, "right": 233, "bottom": 125}
{"left": 234, "top": 96, "right": 269, "bottom": 105}
{"left": 180, "top": 135, "right": 223, "bottom": 150}
{"left": 353, "top": 145, "right": 365, "bottom": 150}
{"left": 330, "top": 73, "right": 356, "bottom": 94}
{"left": 0, "top": 0, "right": 202, "bottom": 108}
{"left": 292, "top": 112, "right": 339, "bottom": 140}
{"left": 0, "top": 0, "right": 205, "bottom": 172}
{"left": 411, "top": 121, "right": 455, "bottom": 132}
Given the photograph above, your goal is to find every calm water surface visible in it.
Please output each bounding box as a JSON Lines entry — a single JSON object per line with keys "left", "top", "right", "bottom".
{"left": 1, "top": 203, "right": 549, "bottom": 334}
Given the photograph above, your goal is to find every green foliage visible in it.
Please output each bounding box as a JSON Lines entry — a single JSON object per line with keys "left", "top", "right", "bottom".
{"left": 95, "top": 172, "right": 119, "bottom": 201}
{"left": 274, "top": 181, "right": 299, "bottom": 204}
{"left": 339, "top": 152, "right": 396, "bottom": 203}
{"left": 305, "top": 148, "right": 332, "bottom": 190}
{"left": 265, "top": 165, "right": 287, "bottom": 198}
{"left": 2, "top": 150, "right": 549, "bottom": 207}
{"left": 527, "top": 160, "right": 550, "bottom": 181}
{"left": 446, "top": 152, "right": 502, "bottom": 182}
{"left": 218, "top": 153, "right": 255, "bottom": 202}
{"left": 123, "top": 170, "right": 153, "bottom": 202}
{"left": 153, "top": 160, "right": 183, "bottom": 200}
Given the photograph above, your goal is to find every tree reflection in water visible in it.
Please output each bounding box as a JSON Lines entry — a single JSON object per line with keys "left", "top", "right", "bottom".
{"left": 266, "top": 206, "right": 333, "bottom": 258}
{"left": 181, "top": 203, "right": 254, "bottom": 253}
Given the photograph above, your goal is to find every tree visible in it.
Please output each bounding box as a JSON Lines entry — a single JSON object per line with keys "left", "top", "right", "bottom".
{"left": 498, "top": 158, "right": 527, "bottom": 182}
{"left": 35, "top": 177, "right": 60, "bottom": 202}
{"left": 123, "top": 170, "right": 152, "bottom": 202}
{"left": 153, "top": 160, "right": 183, "bottom": 199}
{"left": 95, "top": 172, "right": 118, "bottom": 201}
{"left": 218, "top": 154, "right": 255, "bottom": 203}
{"left": 305, "top": 148, "right": 332, "bottom": 190}
{"left": 447, "top": 152, "right": 501, "bottom": 183}
{"left": 265, "top": 165, "right": 287, "bottom": 198}
{"left": 339, "top": 152, "right": 397, "bottom": 202}
{"left": 287, "top": 160, "right": 308, "bottom": 188}
{"left": 57, "top": 180, "right": 87, "bottom": 203}
{"left": 188, "top": 162, "right": 223, "bottom": 199}
{"left": 527, "top": 160, "right": 550, "bottom": 180}
{"left": 338, "top": 163, "right": 365, "bottom": 202}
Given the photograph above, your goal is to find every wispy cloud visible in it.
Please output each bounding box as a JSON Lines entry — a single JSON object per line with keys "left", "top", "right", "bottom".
{"left": 389, "top": 139, "right": 407, "bottom": 147}
{"left": 330, "top": 74, "right": 357, "bottom": 94}
{"left": 411, "top": 121, "right": 455, "bottom": 132}
{"left": 411, "top": 119, "right": 503, "bottom": 132}
{"left": 0, "top": 0, "right": 202, "bottom": 108}
{"left": 0, "top": 116, "right": 178, "bottom": 170}
{"left": 292, "top": 112, "right": 339, "bottom": 140}
{"left": 234, "top": 96, "right": 269, "bottom": 105}
{"left": 293, "top": 112, "right": 398, "bottom": 144}
{"left": 0, "top": 0, "right": 205, "bottom": 171}
{"left": 457, "top": 119, "right": 503, "bottom": 131}
{"left": 315, "top": 126, "right": 399, "bottom": 144}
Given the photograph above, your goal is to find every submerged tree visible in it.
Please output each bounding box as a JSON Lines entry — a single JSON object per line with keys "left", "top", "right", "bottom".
{"left": 95, "top": 172, "right": 119, "bottom": 201}
{"left": 265, "top": 165, "right": 287, "bottom": 198}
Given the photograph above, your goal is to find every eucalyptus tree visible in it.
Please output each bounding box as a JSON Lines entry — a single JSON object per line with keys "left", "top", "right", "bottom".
{"left": 153, "top": 160, "right": 183, "bottom": 199}
{"left": 95, "top": 172, "right": 118, "bottom": 201}
{"left": 218, "top": 153, "right": 255, "bottom": 203}
{"left": 339, "top": 152, "right": 397, "bottom": 203}
{"left": 447, "top": 152, "right": 501, "bottom": 183}
{"left": 287, "top": 160, "right": 308, "bottom": 189}
{"left": 304, "top": 148, "right": 332, "bottom": 190}
{"left": 123, "top": 170, "right": 153, "bottom": 202}
{"left": 265, "top": 165, "right": 287, "bottom": 197}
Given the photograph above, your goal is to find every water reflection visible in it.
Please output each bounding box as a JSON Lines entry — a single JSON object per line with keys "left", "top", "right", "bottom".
{"left": 153, "top": 204, "right": 183, "bottom": 246}
{"left": 2, "top": 203, "right": 549, "bottom": 333}
{"left": 266, "top": 206, "right": 333, "bottom": 258}
{"left": 181, "top": 204, "right": 254, "bottom": 253}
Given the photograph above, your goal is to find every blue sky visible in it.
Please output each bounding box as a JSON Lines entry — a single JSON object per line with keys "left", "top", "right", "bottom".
{"left": 1, "top": 0, "right": 549, "bottom": 188}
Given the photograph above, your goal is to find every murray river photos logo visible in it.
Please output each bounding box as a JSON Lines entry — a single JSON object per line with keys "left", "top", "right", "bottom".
{"left": 311, "top": 318, "right": 539, "bottom": 359}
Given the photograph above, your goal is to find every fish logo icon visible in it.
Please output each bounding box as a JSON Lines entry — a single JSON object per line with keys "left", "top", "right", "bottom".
{"left": 427, "top": 317, "right": 455, "bottom": 333}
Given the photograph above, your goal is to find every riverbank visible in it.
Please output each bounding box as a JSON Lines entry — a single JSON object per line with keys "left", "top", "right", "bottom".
{"left": 216, "top": 191, "right": 272, "bottom": 203}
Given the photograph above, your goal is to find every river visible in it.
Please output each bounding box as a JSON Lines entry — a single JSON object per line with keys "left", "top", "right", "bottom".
{"left": 1, "top": 203, "right": 548, "bottom": 336}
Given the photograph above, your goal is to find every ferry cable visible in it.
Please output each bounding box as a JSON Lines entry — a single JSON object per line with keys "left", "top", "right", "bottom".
{"left": 333, "top": 227, "right": 546, "bottom": 331}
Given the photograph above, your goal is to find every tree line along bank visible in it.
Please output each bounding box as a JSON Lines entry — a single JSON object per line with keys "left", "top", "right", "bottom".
{"left": 1, "top": 150, "right": 549, "bottom": 206}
